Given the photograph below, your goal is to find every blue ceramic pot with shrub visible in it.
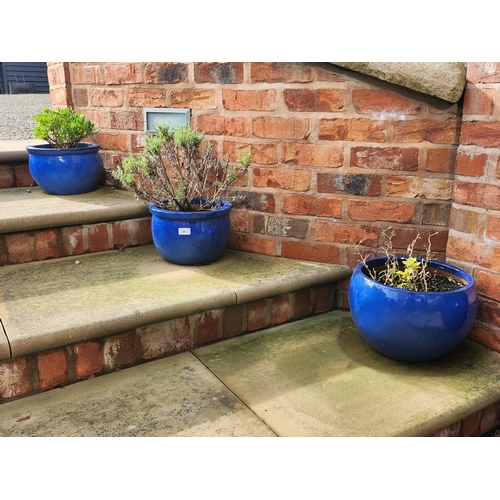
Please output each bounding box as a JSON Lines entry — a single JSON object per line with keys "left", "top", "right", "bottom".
{"left": 149, "top": 199, "right": 232, "bottom": 265}
{"left": 348, "top": 257, "right": 478, "bottom": 362}
{"left": 26, "top": 143, "right": 101, "bottom": 195}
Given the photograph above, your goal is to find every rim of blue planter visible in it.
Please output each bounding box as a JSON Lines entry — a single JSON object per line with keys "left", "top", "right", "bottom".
{"left": 26, "top": 142, "right": 100, "bottom": 155}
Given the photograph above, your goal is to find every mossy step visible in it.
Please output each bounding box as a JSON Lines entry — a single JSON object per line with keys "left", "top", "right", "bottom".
{"left": 0, "top": 186, "right": 149, "bottom": 234}
{"left": 1, "top": 310, "right": 499, "bottom": 436}
{"left": 0, "top": 244, "right": 352, "bottom": 360}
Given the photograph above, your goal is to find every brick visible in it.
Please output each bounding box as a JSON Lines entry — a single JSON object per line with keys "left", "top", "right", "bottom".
{"left": 103, "top": 331, "right": 137, "bottom": 370}
{"left": 254, "top": 215, "right": 309, "bottom": 239}
{"left": 271, "top": 294, "right": 292, "bottom": 325}
{"left": 387, "top": 176, "right": 453, "bottom": 200}
{"left": 422, "top": 203, "right": 451, "bottom": 226}
{"left": 112, "top": 220, "right": 136, "bottom": 248}
{"left": 0, "top": 166, "right": 14, "bottom": 188}
{"left": 317, "top": 67, "right": 345, "bottom": 82}
{"left": 194, "top": 62, "right": 244, "bottom": 84}
{"left": 319, "top": 118, "right": 386, "bottom": 142}
{"left": 393, "top": 119, "right": 460, "bottom": 144}
{"left": 463, "top": 87, "right": 495, "bottom": 115}
{"left": 455, "top": 151, "right": 487, "bottom": 176}
{"left": 196, "top": 115, "right": 248, "bottom": 137}
{"left": 222, "top": 89, "right": 277, "bottom": 111}
{"left": 197, "top": 311, "right": 222, "bottom": 345}
{"left": 223, "top": 304, "right": 247, "bottom": 338}
{"left": 461, "top": 121, "right": 500, "bottom": 148}
{"left": 95, "top": 132, "right": 129, "bottom": 152}
{"left": 248, "top": 299, "right": 270, "bottom": 331}
{"left": 14, "top": 165, "right": 33, "bottom": 186}
{"left": 252, "top": 117, "right": 310, "bottom": 140}
{"left": 389, "top": 227, "right": 448, "bottom": 253}
{"left": 48, "top": 63, "right": 70, "bottom": 86}
{"left": 470, "top": 324, "right": 500, "bottom": 353}
{"left": 6, "top": 233, "right": 35, "bottom": 264}
{"left": 281, "top": 241, "right": 341, "bottom": 264}
{"left": 447, "top": 235, "right": 500, "bottom": 270}
{"left": 229, "top": 210, "right": 250, "bottom": 233}
{"left": 104, "top": 63, "right": 143, "bottom": 85}
{"left": 38, "top": 349, "right": 68, "bottom": 391}
{"left": 35, "top": 230, "right": 59, "bottom": 260}
{"left": 170, "top": 89, "right": 216, "bottom": 109}
{"left": 478, "top": 299, "right": 500, "bottom": 328}
{"left": 168, "top": 317, "right": 194, "bottom": 352}
{"left": 316, "top": 221, "right": 379, "bottom": 246}
{"left": 72, "top": 65, "right": 104, "bottom": 85}
{"left": 135, "top": 218, "right": 153, "bottom": 245}
{"left": 282, "top": 143, "right": 343, "bottom": 167}
{"left": 486, "top": 214, "right": 500, "bottom": 241}
{"left": 293, "top": 289, "right": 312, "bottom": 318}
{"left": 283, "top": 89, "right": 345, "bottom": 112}
{"left": 90, "top": 88, "right": 125, "bottom": 107}
{"left": 426, "top": 148, "right": 456, "bottom": 173}
{"left": 226, "top": 190, "right": 276, "bottom": 213}
{"left": 110, "top": 111, "right": 143, "bottom": 131}
{"left": 317, "top": 173, "right": 382, "bottom": 196}
{"left": 88, "top": 223, "right": 112, "bottom": 252}
{"left": 227, "top": 233, "right": 276, "bottom": 256}
{"left": 475, "top": 270, "right": 500, "bottom": 302}
{"left": 480, "top": 403, "right": 498, "bottom": 433}
{"left": 139, "top": 323, "right": 168, "bottom": 360}
{"left": 251, "top": 62, "right": 313, "bottom": 83}
{"left": 145, "top": 63, "right": 189, "bottom": 84}
{"left": 450, "top": 207, "right": 479, "bottom": 234}
{"left": 127, "top": 87, "right": 167, "bottom": 107}
{"left": 459, "top": 412, "right": 480, "bottom": 436}
{"left": 282, "top": 194, "right": 342, "bottom": 218}
{"left": 73, "top": 88, "right": 89, "bottom": 107}
{"left": 61, "top": 226, "right": 85, "bottom": 255}
{"left": 0, "top": 358, "right": 33, "bottom": 399}
{"left": 352, "top": 90, "right": 420, "bottom": 114}
{"left": 348, "top": 200, "right": 415, "bottom": 223}
{"left": 313, "top": 285, "right": 335, "bottom": 313}
{"left": 434, "top": 422, "right": 460, "bottom": 436}
{"left": 74, "top": 341, "right": 103, "bottom": 379}
{"left": 351, "top": 147, "right": 418, "bottom": 171}
{"left": 223, "top": 141, "right": 276, "bottom": 165}
{"left": 253, "top": 167, "right": 311, "bottom": 191}
{"left": 453, "top": 180, "right": 500, "bottom": 210}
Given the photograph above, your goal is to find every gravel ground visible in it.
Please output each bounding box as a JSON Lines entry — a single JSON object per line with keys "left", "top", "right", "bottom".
{"left": 0, "top": 94, "right": 51, "bottom": 140}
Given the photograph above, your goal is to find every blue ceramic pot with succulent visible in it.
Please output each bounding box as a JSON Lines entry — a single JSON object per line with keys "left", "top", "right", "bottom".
{"left": 348, "top": 256, "right": 478, "bottom": 362}
{"left": 26, "top": 107, "right": 101, "bottom": 195}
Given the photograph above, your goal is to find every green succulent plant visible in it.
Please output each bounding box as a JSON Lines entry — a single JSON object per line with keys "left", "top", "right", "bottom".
{"left": 34, "top": 107, "right": 96, "bottom": 148}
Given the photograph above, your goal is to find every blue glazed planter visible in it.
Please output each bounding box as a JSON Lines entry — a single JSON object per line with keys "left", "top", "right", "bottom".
{"left": 26, "top": 143, "right": 101, "bottom": 195}
{"left": 348, "top": 257, "right": 478, "bottom": 362}
{"left": 149, "top": 200, "right": 232, "bottom": 265}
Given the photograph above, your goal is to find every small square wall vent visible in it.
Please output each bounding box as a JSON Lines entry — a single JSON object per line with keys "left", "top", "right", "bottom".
{"left": 144, "top": 108, "right": 191, "bottom": 134}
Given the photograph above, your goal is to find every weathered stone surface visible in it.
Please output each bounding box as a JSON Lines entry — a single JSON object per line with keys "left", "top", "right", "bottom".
{"left": 331, "top": 62, "right": 467, "bottom": 103}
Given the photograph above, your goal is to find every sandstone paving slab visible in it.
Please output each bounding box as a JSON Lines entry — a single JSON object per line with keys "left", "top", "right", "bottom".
{"left": 0, "top": 186, "right": 150, "bottom": 233}
{"left": 0, "top": 245, "right": 349, "bottom": 359}
{"left": 0, "top": 351, "right": 276, "bottom": 437}
{"left": 194, "top": 310, "right": 500, "bottom": 437}
{"left": 199, "top": 249, "right": 352, "bottom": 303}
{"left": 0, "top": 245, "right": 236, "bottom": 358}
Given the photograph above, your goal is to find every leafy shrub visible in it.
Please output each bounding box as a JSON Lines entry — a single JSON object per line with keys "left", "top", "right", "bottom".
{"left": 34, "top": 107, "right": 96, "bottom": 148}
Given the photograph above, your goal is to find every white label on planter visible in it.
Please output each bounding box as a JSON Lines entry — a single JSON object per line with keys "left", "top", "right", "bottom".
{"left": 178, "top": 228, "right": 191, "bottom": 235}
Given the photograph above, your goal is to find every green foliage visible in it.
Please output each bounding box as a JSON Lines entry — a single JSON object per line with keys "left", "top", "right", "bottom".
{"left": 34, "top": 107, "right": 96, "bottom": 148}
{"left": 112, "top": 124, "right": 251, "bottom": 212}
{"left": 355, "top": 228, "right": 435, "bottom": 292}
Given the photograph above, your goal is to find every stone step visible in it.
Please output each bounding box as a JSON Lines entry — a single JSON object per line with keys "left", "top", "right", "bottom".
{"left": 0, "top": 244, "right": 352, "bottom": 401}
{"left": 0, "top": 186, "right": 152, "bottom": 265}
{"left": 1, "top": 310, "right": 499, "bottom": 436}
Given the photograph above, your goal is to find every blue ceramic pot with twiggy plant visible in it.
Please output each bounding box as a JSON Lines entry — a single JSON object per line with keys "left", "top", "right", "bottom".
{"left": 348, "top": 257, "right": 478, "bottom": 362}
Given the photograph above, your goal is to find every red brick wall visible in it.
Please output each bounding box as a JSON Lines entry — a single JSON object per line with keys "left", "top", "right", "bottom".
{"left": 54, "top": 62, "right": 459, "bottom": 287}
{"left": 446, "top": 63, "right": 500, "bottom": 352}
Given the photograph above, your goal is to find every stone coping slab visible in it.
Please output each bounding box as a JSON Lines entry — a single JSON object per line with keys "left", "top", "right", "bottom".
{"left": 1, "top": 311, "right": 499, "bottom": 436}
{"left": 0, "top": 140, "right": 45, "bottom": 162}
{"left": 0, "top": 186, "right": 150, "bottom": 233}
{"left": 195, "top": 311, "right": 500, "bottom": 437}
{"left": 0, "top": 244, "right": 351, "bottom": 359}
